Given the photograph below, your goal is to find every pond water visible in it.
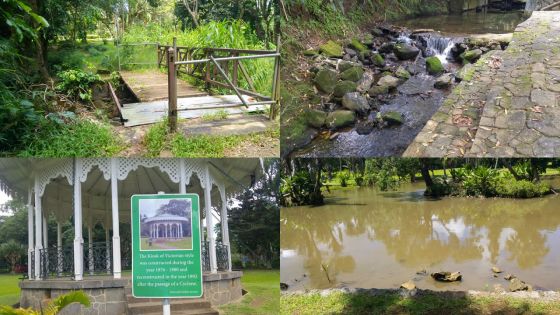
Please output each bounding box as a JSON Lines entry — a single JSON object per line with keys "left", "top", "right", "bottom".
{"left": 281, "top": 179, "right": 560, "bottom": 292}
{"left": 395, "top": 11, "right": 527, "bottom": 35}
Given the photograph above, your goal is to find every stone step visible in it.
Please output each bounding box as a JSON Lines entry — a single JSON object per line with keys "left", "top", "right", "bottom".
{"left": 126, "top": 294, "right": 210, "bottom": 306}
{"left": 128, "top": 300, "right": 213, "bottom": 315}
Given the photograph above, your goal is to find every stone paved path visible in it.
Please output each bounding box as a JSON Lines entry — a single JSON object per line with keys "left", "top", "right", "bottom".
{"left": 404, "top": 11, "right": 560, "bottom": 157}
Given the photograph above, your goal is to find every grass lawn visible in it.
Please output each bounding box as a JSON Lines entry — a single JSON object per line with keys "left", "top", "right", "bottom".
{"left": 281, "top": 291, "right": 560, "bottom": 315}
{"left": 141, "top": 237, "right": 192, "bottom": 250}
{"left": 0, "top": 274, "right": 21, "bottom": 307}
{"left": 219, "top": 270, "right": 279, "bottom": 315}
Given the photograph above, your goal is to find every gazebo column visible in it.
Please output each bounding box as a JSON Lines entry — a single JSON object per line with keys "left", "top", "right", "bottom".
{"left": 156, "top": 224, "right": 159, "bottom": 238}
{"left": 33, "top": 175, "right": 42, "bottom": 280}
{"left": 57, "top": 222, "right": 62, "bottom": 276}
{"left": 105, "top": 227, "right": 111, "bottom": 275}
{"left": 111, "top": 158, "right": 122, "bottom": 279}
{"left": 88, "top": 224, "right": 94, "bottom": 275}
{"left": 204, "top": 165, "right": 217, "bottom": 273}
{"left": 42, "top": 213, "right": 48, "bottom": 273}
{"left": 27, "top": 186, "right": 34, "bottom": 280}
{"left": 220, "top": 188, "right": 232, "bottom": 272}
{"left": 73, "top": 159, "right": 84, "bottom": 281}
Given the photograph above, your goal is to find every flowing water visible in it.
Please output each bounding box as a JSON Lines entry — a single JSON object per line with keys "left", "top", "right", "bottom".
{"left": 292, "top": 11, "right": 528, "bottom": 157}
{"left": 281, "top": 178, "right": 560, "bottom": 291}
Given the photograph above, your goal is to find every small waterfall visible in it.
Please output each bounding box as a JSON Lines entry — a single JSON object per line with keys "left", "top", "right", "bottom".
{"left": 425, "top": 36, "right": 455, "bottom": 64}
{"left": 525, "top": 0, "right": 534, "bottom": 11}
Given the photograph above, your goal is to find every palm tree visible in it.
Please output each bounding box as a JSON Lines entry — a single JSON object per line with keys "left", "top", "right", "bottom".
{"left": 0, "top": 290, "right": 90, "bottom": 315}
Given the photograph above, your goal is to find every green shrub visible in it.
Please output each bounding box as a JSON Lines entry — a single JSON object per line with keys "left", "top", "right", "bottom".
{"left": 495, "top": 179, "right": 550, "bottom": 198}
{"left": 462, "top": 166, "right": 499, "bottom": 197}
{"left": 281, "top": 171, "right": 317, "bottom": 206}
{"left": 337, "top": 170, "right": 351, "bottom": 187}
{"left": 424, "top": 178, "right": 451, "bottom": 197}
{"left": 55, "top": 69, "right": 101, "bottom": 102}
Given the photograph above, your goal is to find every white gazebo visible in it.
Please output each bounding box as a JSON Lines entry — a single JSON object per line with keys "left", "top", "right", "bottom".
{"left": 0, "top": 158, "right": 264, "bottom": 313}
{"left": 145, "top": 214, "right": 189, "bottom": 239}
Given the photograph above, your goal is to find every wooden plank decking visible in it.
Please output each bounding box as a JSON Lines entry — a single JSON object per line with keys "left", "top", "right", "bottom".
{"left": 121, "top": 95, "right": 267, "bottom": 127}
{"left": 120, "top": 70, "right": 206, "bottom": 102}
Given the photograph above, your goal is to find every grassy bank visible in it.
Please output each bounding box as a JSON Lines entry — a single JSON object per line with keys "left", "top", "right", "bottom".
{"left": 281, "top": 291, "right": 560, "bottom": 315}
{"left": 0, "top": 274, "right": 21, "bottom": 307}
{"left": 219, "top": 270, "right": 279, "bottom": 315}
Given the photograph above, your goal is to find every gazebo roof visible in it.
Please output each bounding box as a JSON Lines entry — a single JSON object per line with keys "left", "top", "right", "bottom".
{"left": 0, "top": 158, "right": 263, "bottom": 226}
{"left": 145, "top": 213, "right": 189, "bottom": 223}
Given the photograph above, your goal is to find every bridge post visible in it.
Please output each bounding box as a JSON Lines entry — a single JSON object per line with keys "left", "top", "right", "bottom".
{"left": 167, "top": 47, "right": 177, "bottom": 133}
{"left": 270, "top": 36, "right": 281, "bottom": 120}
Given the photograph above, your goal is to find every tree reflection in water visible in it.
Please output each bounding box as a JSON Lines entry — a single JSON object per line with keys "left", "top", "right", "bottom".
{"left": 281, "top": 183, "right": 560, "bottom": 291}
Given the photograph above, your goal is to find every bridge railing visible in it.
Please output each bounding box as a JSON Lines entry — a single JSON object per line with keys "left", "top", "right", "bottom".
{"left": 159, "top": 38, "right": 281, "bottom": 130}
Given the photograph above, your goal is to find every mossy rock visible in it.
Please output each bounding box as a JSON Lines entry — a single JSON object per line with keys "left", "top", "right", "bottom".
{"left": 326, "top": 110, "right": 356, "bottom": 129}
{"left": 333, "top": 80, "right": 358, "bottom": 98}
{"left": 393, "top": 43, "right": 420, "bottom": 60}
{"left": 461, "top": 49, "right": 482, "bottom": 63}
{"left": 303, "top": 49, "right": 319, "bottom": 57}
{"left": 339, "top": 66, "right": 364, "bottom": 82}
{"left": 382, "top": 111, "right": 404, "bottom": 125}
{"left": 358, "top": 51, "right": 372, "bottom": 62}
{"left": 368, "top": 85, "right": 389, "bottom": 97}
{"left": 395, "top": 66, "right": 411, "bottom": 79}
{"left": 456, "top": 63, "right": 475, "bottom": 82}
{"left": 349, "top": 38, "right": 369, "bottom": 53}
{"left": 338, "top": 61, "right": 357, "bottom": 73}
{"left": 314, "top": 68, "right": 338, "bottom": 93}
{"left": 426, "top": 56, "right": 444, "bottom": 75}
{"left": 305, "top": 109, "right": 328, "bottom": 128}
{"left": 362, "top": 34, "right": 374, "bottom": 46}
{"left": 371, "top": 53, "right": 385, "bottom": 67}
{"left": 319, "top": 40, "right": 343, "bottom": 58}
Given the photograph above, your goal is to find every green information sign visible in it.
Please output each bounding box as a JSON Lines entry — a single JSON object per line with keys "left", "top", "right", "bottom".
{"left": 131, "top": 194, "right": 203, "bottom": 298}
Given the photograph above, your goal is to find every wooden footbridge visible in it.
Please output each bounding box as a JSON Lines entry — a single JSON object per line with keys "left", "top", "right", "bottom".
{"left": 111, "top": 39, "right": 280, "bottom": 128}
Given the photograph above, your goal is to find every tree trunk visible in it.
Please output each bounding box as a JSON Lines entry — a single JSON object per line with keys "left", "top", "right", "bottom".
{"left": 182, "top": 0, "right": 200, "bottom": 27}
{"left": 420, "top": 159, "right": 434, "bottom": 188}
{"left": 28, "top": 0, "right": 50, "bottom": 82}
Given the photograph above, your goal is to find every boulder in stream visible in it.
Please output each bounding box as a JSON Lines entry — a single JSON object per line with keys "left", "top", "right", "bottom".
{"left": 326, "top": 110, "right": 356, "bottom": 129}
{"left": 340, "top": 66, "right": 364, "bottom": 82}
{"left": 349, "top": 38, "right": 369, "bottom": 53}
{"left": 509, "top": 278, "right": 529, "bottom": 292}
{"left": 377, "top": 75, "right": 401, "bottom": 90}
{"left": 461, "top": 49, "right": 483, "bottom": 64}
{"left": 368, "top": 85, "right": 389, "bottom": 97}
{"left": 393, "top": 43, "right": 420, "bottom": 60}
{"left": 379, "top": 42, "right": 395, "bottom": 54}
{"left": 491, "top": 266, "right": 502, "bottom": 274}
{"left": 400, "top": 280, "right": 416, "bottom": 291}
{"left": 431, "top": 271, "right": 462, "bottom": 282}
{"left": 382, "top": 111, "right": 404, "bottom": 126}
{"left": 395, "top": 66, "right": 411, "bottom": 80}
{"left": 305, "top": 109, "right": 327, "bottom": 129}
{"left": 320, "top": 40, "right": 344, "bottom": 58}
{"left": 426, "top": 56, "right": 444, "bottom": 75}
{"left": 314, "top": 68, "right": 338, "bottom": 93}
{"left": 371, "top": 53, "right": 385, "bottom": 67}
{"left": 456, "top": 63, "right": 475, "bottom": 82}
{"left": 342, "top": 92, "right": 370, "bottom": 113}
{"left": 434, "top": 73, "right": 454, "bottom": 89}
{"left": 334, "top": 81, "right": 358, "bottom": 98}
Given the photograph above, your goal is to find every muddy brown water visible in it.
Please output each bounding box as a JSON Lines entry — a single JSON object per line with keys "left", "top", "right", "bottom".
{"left": 281, "top": 179, "right": 560, "bottom": 292}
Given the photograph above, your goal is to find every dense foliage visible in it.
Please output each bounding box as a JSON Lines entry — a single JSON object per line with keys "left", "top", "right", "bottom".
{"left": 227, "top": 159, "right": 280, "bottom": 268}
{"left": 281, "top": 159, "right": 558, "bottom": 206}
